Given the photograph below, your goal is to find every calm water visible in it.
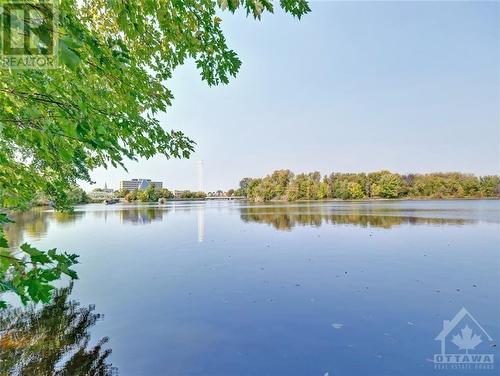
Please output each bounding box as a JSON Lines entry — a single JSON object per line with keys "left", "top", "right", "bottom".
{"left": 2, "top": 200, "right": 499, "bottom": 375}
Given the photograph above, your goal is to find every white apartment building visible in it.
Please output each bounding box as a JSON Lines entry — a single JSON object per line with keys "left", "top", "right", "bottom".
{"left": 120, "top": 179, "right": 163, "bottom": 191}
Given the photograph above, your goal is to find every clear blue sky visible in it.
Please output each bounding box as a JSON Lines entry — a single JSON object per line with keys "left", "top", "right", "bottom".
{"left": 82, "top": 0, "right": 499, "bottom": 192}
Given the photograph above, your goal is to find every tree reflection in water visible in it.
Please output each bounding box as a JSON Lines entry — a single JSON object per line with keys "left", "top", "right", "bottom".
{"left": 240, "top": 205, "right": 472, "bottom": 231}
{"left": 0, "top": 284, "right": 116, "bottom": 376}
{"left": 4, "top": 208, "right": 85, "bottom": 249}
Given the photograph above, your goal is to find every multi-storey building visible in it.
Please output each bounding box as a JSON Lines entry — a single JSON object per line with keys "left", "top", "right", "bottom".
{"left": 120, "top": 179, "right": 163, "bottom": 191}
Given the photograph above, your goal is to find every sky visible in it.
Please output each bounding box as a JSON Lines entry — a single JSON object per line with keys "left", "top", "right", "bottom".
{"left": 81, "top": 0, "right": 500, "bottom": 192}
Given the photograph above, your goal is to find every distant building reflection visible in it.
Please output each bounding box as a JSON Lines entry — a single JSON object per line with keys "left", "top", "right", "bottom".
{"left": 197, "top": 205, "right": 205, "bottom": 242}
{"left": 119, "top": 207, "right": 167, "bottom": 225}
{"left": 111, "top": 204, "right": 206, "bottom": 242}
{"left": 170, "top": 202, "right": 206, "bottom": 241}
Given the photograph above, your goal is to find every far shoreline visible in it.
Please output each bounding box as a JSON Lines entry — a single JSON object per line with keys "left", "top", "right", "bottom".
{"left": 254, "top": 196, "right": 500, "bottom": 203}
{"left": 29, "top": 196, "right": 500, "bottom": 210}
{"left": 87, "top": 196, "right": 500, "bottom": 206}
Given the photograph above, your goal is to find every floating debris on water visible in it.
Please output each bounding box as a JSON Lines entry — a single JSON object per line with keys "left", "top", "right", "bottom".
{"left": 331, "top": 323, "right": 343, "bottom": 329}
{"left": 407, "top": 321, "right": 415, "bottom": 326}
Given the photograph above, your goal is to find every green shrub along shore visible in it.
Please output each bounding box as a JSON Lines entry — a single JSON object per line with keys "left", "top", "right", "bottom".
{"left": 232, "top": 170, "right": 500, "bottom": 202}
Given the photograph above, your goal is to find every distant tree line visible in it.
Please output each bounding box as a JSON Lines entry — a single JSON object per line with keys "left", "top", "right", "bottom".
{"left": 117, "top": 186, "right": 173, "bottom": 202}
{"left": 33, "top": 186, "right": 90, "bottom": 207}
{"left": 234, "top": 170, "right": 500, "bottom": 202}
{"left": 117, "top": 186, "right": 206, "bottom": 202}
{"left": 176, "top": 191, "right": 207, "bottom": 200}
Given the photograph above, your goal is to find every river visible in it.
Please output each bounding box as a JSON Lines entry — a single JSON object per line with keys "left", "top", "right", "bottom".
{"left": 2, "top": 200, "right": 499, "bottom": 375}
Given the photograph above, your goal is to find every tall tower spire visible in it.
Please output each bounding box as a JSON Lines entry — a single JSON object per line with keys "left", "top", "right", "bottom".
{"left": 197, "top": 160, "right": 204, "bottom": 192}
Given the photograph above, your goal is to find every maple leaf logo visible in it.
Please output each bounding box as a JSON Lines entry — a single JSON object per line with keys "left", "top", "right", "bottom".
{"left": 452, "top": 325, "right": 482, "bottom": 353}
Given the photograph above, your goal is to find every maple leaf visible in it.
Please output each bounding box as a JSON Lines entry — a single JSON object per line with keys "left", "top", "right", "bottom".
{"left": 452, "top": 325, "right": 482, "bottom": 353}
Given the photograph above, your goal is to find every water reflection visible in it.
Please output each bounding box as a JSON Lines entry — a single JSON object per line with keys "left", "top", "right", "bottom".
{"left": 4, "top": 202, "right": 490, "bottom": 248}
{"left": 1, "top": 201, "right": 498, "bottom": 375}
{"left": 0, "top": 284, "right": 116, "bottom": 375}
{"left": 240, "top": 205, "right": 474, "bottom": 230}
{"left": 4, "top": 208, "right": 85, "bottom": 249}
{"left": 118, "top": 207, "right": 167, "bottom": 225}
{"left": 197, "top": 205, "right": 205, "bottom": 242}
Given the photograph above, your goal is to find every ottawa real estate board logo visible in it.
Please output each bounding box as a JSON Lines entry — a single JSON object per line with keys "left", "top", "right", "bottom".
{"left": 0, "top": 0, "right": 58, "bottom": 69}
{"left": 434, "top": 307, "right": 495, "bottom": 371}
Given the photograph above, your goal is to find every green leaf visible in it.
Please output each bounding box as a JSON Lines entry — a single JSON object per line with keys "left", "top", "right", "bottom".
{"left": 0, "top": 280, "right": 15, "bottom": 292}
{"left": 20, "top": 243, "right": 43, "bottom": 257}
{"left": 59, "top": 39, "right": 81, "bottom": 69}
{"left": 0, "top": 235, "right": 8, "bottom": 249}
